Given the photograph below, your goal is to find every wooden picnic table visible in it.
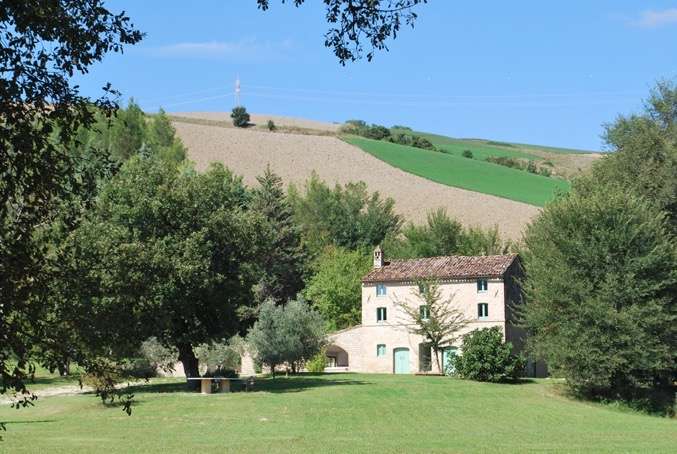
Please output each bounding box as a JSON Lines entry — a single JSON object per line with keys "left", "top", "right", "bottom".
{"left": 186, "top": 376, "right": 255, "bottom": 394}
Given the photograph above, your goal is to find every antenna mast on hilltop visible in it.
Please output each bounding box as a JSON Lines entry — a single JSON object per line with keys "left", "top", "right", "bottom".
{"left": 235, "top": 74, "right": 241, "bottom": 106}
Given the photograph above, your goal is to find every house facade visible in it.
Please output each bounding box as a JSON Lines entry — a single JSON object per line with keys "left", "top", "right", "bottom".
{"left": 326, "top": 247, "right": 535, "bottom": 375}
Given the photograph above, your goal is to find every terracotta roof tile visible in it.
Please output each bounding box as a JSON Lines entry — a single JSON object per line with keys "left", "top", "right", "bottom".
{"left": 362, "top": 254, "right": 518, "bottom": 283}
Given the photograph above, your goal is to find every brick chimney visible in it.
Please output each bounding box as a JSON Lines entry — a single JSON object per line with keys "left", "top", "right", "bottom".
{"left": 373, "top": 245, "right": 383, "bottom": 269}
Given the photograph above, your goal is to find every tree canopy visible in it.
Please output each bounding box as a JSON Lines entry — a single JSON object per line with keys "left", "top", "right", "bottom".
{"left": 522, "top": 189, "right": 676, "bottom": 413}
{"left": 256, "top": 0, "right": 428, "bottom": 64}
{"left": 59, "top": 157, "right": 262, "bottom": 381}
{"left": 303, "top": 246, "right": 372, "bottom": 330}
{"left": 289, "top": 173, "right": 402, "bottom": 255}
{"left": 0, "top": 0, "right": 142, "bottom": 405}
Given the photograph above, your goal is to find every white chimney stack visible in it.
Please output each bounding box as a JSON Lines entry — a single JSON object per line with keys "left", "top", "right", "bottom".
{"left": 373, "top": 245, "right": 383, "bottom": 269}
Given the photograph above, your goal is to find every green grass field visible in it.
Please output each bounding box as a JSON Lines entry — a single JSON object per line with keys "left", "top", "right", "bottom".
{"left": 397, "top": 129, "right": 596, "bottom": 156}
{"left": 1, "top": 374, "right": 674, "bottom": 453}
{"left": 345, "top": 136, "right": 570, "bottom": 206}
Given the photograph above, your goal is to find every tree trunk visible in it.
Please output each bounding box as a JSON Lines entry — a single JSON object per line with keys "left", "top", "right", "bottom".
{"left": 270, "top": 363, "right": 276, "bottom": 378}
{"left": 177, "top": 342, "right": 199, "bottom": 390}
{"left": 433, "top": 348, "right": 442, "bottom": 375}
{"left": 291, "top": 362, "right": 297, "bottom": 375}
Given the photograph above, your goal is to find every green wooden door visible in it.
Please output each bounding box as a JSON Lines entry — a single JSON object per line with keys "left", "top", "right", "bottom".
{"left": 442, "top": 347, "right": 458, "bottom": 374}
{"left": 393, "top": 348, "right": 410, "bottom": 374}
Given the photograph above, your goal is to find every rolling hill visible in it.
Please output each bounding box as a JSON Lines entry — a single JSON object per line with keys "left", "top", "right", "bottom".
{"left": 170, "top": 113, "right": 598, "bottom": 240}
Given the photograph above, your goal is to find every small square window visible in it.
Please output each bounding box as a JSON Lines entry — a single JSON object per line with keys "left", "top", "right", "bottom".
{"left": 477, "top": 279, "right": 488, "bottom": 292}
{"left": 376, "top": 284, "right": 387, "bottom": 296}
{"left": 419, "top": 305, "right": 430, "bottom": 320}
{"left": 377, "top": 307, "right": 387, "bottom": 322}
{"left": 376, "top": 344, "right": 386, "bottom": 357}
{"left": 478, "top": 303, "right": 489, "bottom": 319}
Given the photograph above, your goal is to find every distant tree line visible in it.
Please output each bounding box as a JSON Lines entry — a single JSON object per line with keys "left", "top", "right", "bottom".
{"left": 341, "top": 120, "right": 436, "bottom": 150}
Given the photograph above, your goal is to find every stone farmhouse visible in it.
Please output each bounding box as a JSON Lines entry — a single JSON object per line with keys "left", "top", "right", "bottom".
{"left": 325, "top": 247, "right": 537, "bottom": 375}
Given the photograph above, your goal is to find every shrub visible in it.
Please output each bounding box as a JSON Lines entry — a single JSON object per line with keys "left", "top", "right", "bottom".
{"left": 538, "top": 167, "right": 552, "bottom": 177}
{"left": 364, "top": 124, "right": 391, "bottom": 140}
{"left": 266, "top": 119, "right": 276, "bottom": 131}
{"left": 391, "top": 124, "right": 412, "bottom": 131}
{"left": 139, "top": 337, "right": 177, "bottom": 374}
{"left": 462, "top": 150, "right": 474, "bottom": 159}
{"left": 452, "top": 327, "right": 525, "bottom": 382}
{"left": 231, "top": 106, "right": 250, "bottom": 127}
{"left": 411, "top": 135, "right": 435, "bottom": 150}
{"left": 194, "top": 340, "right": 241, "bottom": 376}
{"left": 306, "top": 348, "right": 327, "bottom": 373}
{"left": 526, "top": 160, "right": 538, "bottom": 174}
{"left": 486, "top": 155, "right": 524, "bottom": 170}
{"left": 486, "top": 140, "right": 515, "bottom": 148}
{"left": 388, "top": 132, "right": 413, "bottom": 147}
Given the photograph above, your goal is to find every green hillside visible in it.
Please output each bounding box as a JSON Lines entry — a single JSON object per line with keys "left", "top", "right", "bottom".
{"left": 345, "top": 136, "right": 570, "bottom": 206}
{"left": 399, "top": 129, "right": 596, "bottom": 156}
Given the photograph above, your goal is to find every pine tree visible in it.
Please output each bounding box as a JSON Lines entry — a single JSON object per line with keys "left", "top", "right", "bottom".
{"left": 250, "top": 167, "right": 306, "bottom": 304}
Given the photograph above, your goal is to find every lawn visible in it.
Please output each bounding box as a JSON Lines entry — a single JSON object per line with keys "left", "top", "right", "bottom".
{"left": 345, "top": 136, "right": 570, "bottom": 206}
{"left": 1, "top": 374, "right": 675, "bottom": 453}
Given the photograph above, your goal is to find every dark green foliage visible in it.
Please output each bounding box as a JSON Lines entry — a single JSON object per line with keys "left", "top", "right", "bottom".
{"left": 391, "top": 125, "right": 412, "bottom": 131}
{"left": 288, "top": 173, "right": 402, "bottom": 254}
{"left": 384, "top": 208, "right": 512, "bottom": 258}
{"left": 303, "top": 246, "right": 372, "bottom": 330}
{"left": 364, "top": 124, "right": 391, "bottom": 140}
{"left": 487, "top": 155, "right": 552, "bottom": 178}
{"left": 411, "top": 135, "right": 435, "bottom": 150}
{"left": 486, "top": 155, "right": 523, "bottom": 169}
{"left": 452, "top": 327, "right": 525, "bottom": 382}
{"left": 246, "top": 298, "right": 326, "bottom": 375}
{"left": 231, "top": 106, "right": 250, "bottom": 127}
{"left": 256, "top": 1, "right": 427, "bottom": 64}
{"left": 388, "top": 132, "right": 413, "bottom": 146}
{"left": 462, "top": 150, "right": 473, "bottom": 159}
{"left": 526, "top": 160, "right": 537, "bottom": 174}
{"left": 522, "top": 188, "right": 677, "bottom": 414}
{"left": 0, "top": 0, "right": 142, "bottom": 410}
{"left": 250, "top": 167, "right": 306, "bottom": 304}
{"left": 486, "top": 140, "right": 515, "bottom": 148}
{"left": 80, "top": 102, "right": 187, "bottom": 164}
{"left": 60, "top": 157, "right": 261, "bottom": 381}
{"left": 577, "top": 79, "right": 677, "bottom": 228}
{"left": 267, "top": 119, "right": 277, "bottom": 131}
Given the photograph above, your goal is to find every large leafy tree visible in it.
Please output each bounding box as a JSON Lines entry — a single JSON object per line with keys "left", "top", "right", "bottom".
{"left": 289, "top": 173, "right": 402, "bottom": 254}
{"left": 522, "top": 189, "right": 677, "bottom": 413}
{"left": 59, "top": 157, "right": 261, "bottom": 381}
{"left": 576, "top": 80, "right": 677, "bottom": 228}
{"left": 384, "top": 209, "right": 512, "bottom": 259}
{"left": 256, "top": 0, "right": 428, "bottom": 64}
{"left": 303, "top": 246, "right": 372, "bottom": 330}
{"left": 0, "top": 1, "right": 142, "bottom": 403}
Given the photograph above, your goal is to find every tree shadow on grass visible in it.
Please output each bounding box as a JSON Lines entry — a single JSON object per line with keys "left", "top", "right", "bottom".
{"left": 250, "top": 374, "right": 371, "bottom": 394}
{"left": 122, "top": 373, "right": 371, "bottom": 396}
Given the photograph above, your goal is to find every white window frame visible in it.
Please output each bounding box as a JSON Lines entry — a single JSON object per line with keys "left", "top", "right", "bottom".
{"left": 420, "top": 305, "right": 430, "bottom": 321}
{"left": 478, "top": 303, "right": 489, "bottom": 320}
{"left": 376, "top": 344, "right": 386, "bottom": 357}
{"left": 477, "top": 279, "right": 488, "bottom": 293}
{"left": 377, "top": 307, "right": 387, "bottom": 322}
{"left": 376, "top": 283, "right": 387, "bottom": 297}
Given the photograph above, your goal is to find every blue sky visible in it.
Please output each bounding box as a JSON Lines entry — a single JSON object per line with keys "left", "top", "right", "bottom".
{"left": 77, "top": 1, "right": 677, "bottom": 151}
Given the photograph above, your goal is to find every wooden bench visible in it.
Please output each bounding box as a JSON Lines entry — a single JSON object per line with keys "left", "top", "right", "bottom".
{"left": 187, "top": 376, "right": 256, "bottom": 394}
